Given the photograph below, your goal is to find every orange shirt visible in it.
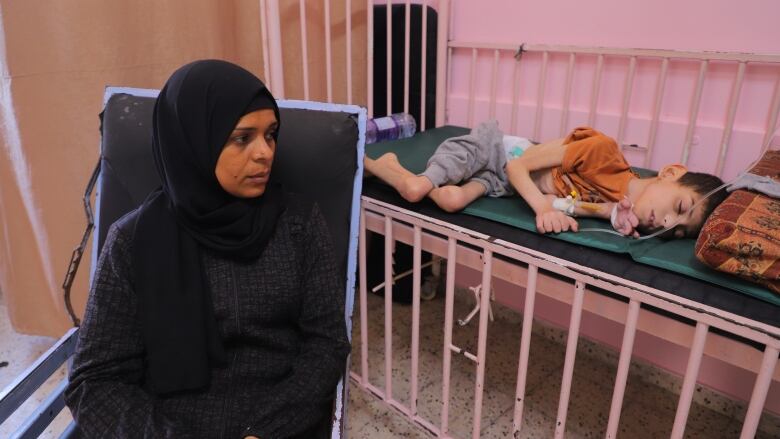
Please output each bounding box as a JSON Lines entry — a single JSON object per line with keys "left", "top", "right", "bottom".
{"left": 550, "top": 126, "right": 638, "bottom": 203}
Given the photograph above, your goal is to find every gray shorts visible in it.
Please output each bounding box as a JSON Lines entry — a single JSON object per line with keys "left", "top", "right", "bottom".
{"left": 420, "top": 120, "right": 514, "bottom": 197}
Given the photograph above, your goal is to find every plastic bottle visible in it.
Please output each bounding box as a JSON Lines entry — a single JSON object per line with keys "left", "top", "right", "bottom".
{"left": 365, "top": 113, "right": 417, "bottom": 144}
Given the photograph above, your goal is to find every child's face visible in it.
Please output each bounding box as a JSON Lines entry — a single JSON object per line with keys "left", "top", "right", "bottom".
{"left": 632, "top": 166, "right": 705, "bottom": 238}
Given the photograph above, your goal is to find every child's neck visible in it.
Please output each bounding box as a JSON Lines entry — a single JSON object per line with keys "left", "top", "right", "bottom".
{"left": 626, "top": 176, "right": 657, "bottom": 203}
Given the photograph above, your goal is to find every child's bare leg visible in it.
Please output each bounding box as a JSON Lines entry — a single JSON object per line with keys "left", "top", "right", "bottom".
{"left": 364, "top": 153, "right": 434, "bottom": 202}
{"left": 428, "top": 181, "right": 487, "bottom": 213}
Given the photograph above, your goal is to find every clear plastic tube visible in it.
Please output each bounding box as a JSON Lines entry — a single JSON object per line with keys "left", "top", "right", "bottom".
{"left": 578, "top": 227, "right": 627, "bottom": 237}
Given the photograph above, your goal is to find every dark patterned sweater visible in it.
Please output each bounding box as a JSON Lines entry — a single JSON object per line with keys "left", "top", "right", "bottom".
{"left": 65, "top": 200, "right": 351, "bottom": 439}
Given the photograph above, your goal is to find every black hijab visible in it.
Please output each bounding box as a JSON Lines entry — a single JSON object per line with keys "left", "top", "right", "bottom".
{"left": 131, "top": 60, "right": 286, "bottom": 394}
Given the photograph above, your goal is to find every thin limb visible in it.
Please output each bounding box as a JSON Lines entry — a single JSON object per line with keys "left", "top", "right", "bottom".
{"left": 429, "top": 180, "right": 487, "bottom": 213}
{"left": 364, "top": 153, "right": 434, "bottom": 202}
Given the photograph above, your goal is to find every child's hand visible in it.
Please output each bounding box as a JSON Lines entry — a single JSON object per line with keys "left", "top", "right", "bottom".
{"left": 611, "top": 198, "right": 639, "bottom": 238}
{"left": 536, "top": 209, "right": 579, "bottom": 234}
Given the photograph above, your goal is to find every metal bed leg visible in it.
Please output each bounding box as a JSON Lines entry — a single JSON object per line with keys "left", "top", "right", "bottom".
{"left": 671, "top": 321, "right": 709, "bottom": 438}
{"left": 554, "top": 281, "right": 586, "bottom": 438}
{"left": 739, "top": 346, "right": 779, "bottom": 439}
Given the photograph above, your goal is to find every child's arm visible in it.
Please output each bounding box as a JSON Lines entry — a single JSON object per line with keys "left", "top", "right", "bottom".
{"left": 505, "top": 138, "right": 578, "bottom": 233}
{"left": 573, "top": 199, "right": 639, "bottom": 237}
{"left": 572, "top": 201, "right": 612, "bottom": 219}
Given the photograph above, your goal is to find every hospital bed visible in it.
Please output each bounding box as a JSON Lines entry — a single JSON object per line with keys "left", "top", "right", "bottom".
{"left": 349, "top": 3, "right": 780, "bottom": 438}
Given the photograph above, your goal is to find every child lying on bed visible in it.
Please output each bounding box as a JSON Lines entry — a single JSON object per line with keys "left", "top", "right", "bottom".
{"left": 364, "top": 121, "right": 728, "bottom": 238}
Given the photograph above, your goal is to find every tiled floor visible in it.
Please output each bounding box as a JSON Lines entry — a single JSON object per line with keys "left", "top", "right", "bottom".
{"left": 0, "top": 294, "right": 72, "bottom": 438}
{"left": 345, "top": 287, "right": 780, "bottom": 438}
{"left": 2, "top": 286, "right": 777, "bottom": 438}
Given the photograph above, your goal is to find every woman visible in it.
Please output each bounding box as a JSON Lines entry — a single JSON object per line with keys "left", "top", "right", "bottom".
{"left": 65, "top": 60, "right": 350, "bottom": 438}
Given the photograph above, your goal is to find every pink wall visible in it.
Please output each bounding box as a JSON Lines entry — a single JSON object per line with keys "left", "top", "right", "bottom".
{"left": 450, "top": 0, "right": 780, "bottom": 55}
{"left": 445, "top": 0, "right": 780, "bottom": 180}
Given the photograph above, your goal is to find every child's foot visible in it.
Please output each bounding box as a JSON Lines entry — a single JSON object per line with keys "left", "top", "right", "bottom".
{"left": 363, "top": 156, "right": 376, "bottom": 178}
{"left": 364, "top": 152, "right": 433, "bottom": 202}
{"left": 373, "top": 152, "right": 402, "bottom": 171}
{"left": 364, "top": 153, "right": 400, "bottom": 178}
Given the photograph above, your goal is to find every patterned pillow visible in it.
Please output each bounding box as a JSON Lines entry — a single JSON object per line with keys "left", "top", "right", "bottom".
{"left": 695, "top": 151, "right": 780, "bottom": 294}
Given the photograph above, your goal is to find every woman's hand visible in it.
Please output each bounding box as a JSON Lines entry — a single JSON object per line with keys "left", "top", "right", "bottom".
{"left": 536, "top": 209, "right": 579, "bottom": 234}
{"left": 610, "top": 198, "right": 639, "bottom": 238}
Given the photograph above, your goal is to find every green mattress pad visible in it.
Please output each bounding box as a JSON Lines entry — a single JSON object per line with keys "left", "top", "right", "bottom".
{"left": 365, "top": 125, "right": 780, "bottom": 307}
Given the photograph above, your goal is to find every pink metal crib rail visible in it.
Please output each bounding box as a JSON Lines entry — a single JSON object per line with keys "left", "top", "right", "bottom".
{"left": 350, "top": 197, "right": 780, "bottom": 438}
{"left": 444, "top": 42, "right": 780, "bottom": 177}
{"left": 258, "top": 0, "right": 452, "bottom": 130}
{"left": 258, "top": 3, "right": 780, "bottom": 174}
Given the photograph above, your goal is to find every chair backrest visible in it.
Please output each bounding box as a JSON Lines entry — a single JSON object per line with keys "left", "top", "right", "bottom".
{"left": 95, "top": 90, "right": 365, "bottom": 279}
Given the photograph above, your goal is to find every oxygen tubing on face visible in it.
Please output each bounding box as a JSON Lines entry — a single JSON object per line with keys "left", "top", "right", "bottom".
{"left": 562, "top": 126, "right": 780, "bottom": 240}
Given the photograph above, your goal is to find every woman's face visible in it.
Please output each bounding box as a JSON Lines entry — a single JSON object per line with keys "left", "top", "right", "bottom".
{"left": 215, "top": 109, "right": 278, "bottom": 198}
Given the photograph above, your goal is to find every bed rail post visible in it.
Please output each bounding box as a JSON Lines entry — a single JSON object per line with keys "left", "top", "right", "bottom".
{"left": 533, "top": 51, "right": 549, "bottom": 142}
{"left": 554, "top": 280, "right": 586, "bottom": 438}
{"left": 715, "top": 61, "right": 746, "bottom": 177}
{"left": 510, "top": 52, "right": 521, "bottom": 135}
{"left": 467, "top": 48, "right": 477, "bottom": 127}
{"left": 410, "top": 225, "right": 422, "bottom": 418}
{"left": 265, "top": 0, "right": 285, "bottom": 98}
{"left": 489, "top": 50, "right": 499, "bottom": 120}
{"left": 403, "top": 0, "right": 411, "bottom": 114}
{"left": 511, "top": 264, "right": 539, "bottom": 435}
{"left": 358, "top": 208, "right": 369, "bottom": 386}
{"left": 605, "top": 299, "right": 641, "bottom": 438}
{"left": 386, "top": 0, "right": 392, "bottom": 115}
{"left": 440, "top": 237, "right": 457, "bottom": 435}
{"left": 366, "top": 0, "right": 374, "bottom": 117}
{"left": 345, "top": 0, "right": 352, "bottom": 104}
{"left": 762, "top": 75, "right": 780, "bottom": 154}
{"left": 587, "top": 54, "right": 604, "bottom": 127}
{"left": 645, "top": 57, "right": 669, "bottom": 168}
{"left": 680, "top": 60, "right": 708, "bottom": 166}
{"left": 298, "top": 0, "right": 310, "bottom": 100}
{"left": 471, "top": 249, "right": 494, "bottom": 438}
{"left": 616, "top": 56, "right": 637, "bottom": 147}
{"left": 420, "top": 0, "right": 428, "bottom": 131}
{"left": 259, "top": 0, "right": 271, "bottom": 85}
{"left": 383, "top": 215, "right": 394, "bottom": 401}
{"left": 739, "top": 346, "right": 779, "bottom": 439}
{"left": 559, "top": 52, "right": 575, "bottom": 137}
{"left": 324, "top": 0, "right": 333, "bottom": 103}
{"left": 434, "top": 0, "right": 450, "bottom": 127}
{"left": 670, "top": 321, "right": 709, "bottom": 438}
